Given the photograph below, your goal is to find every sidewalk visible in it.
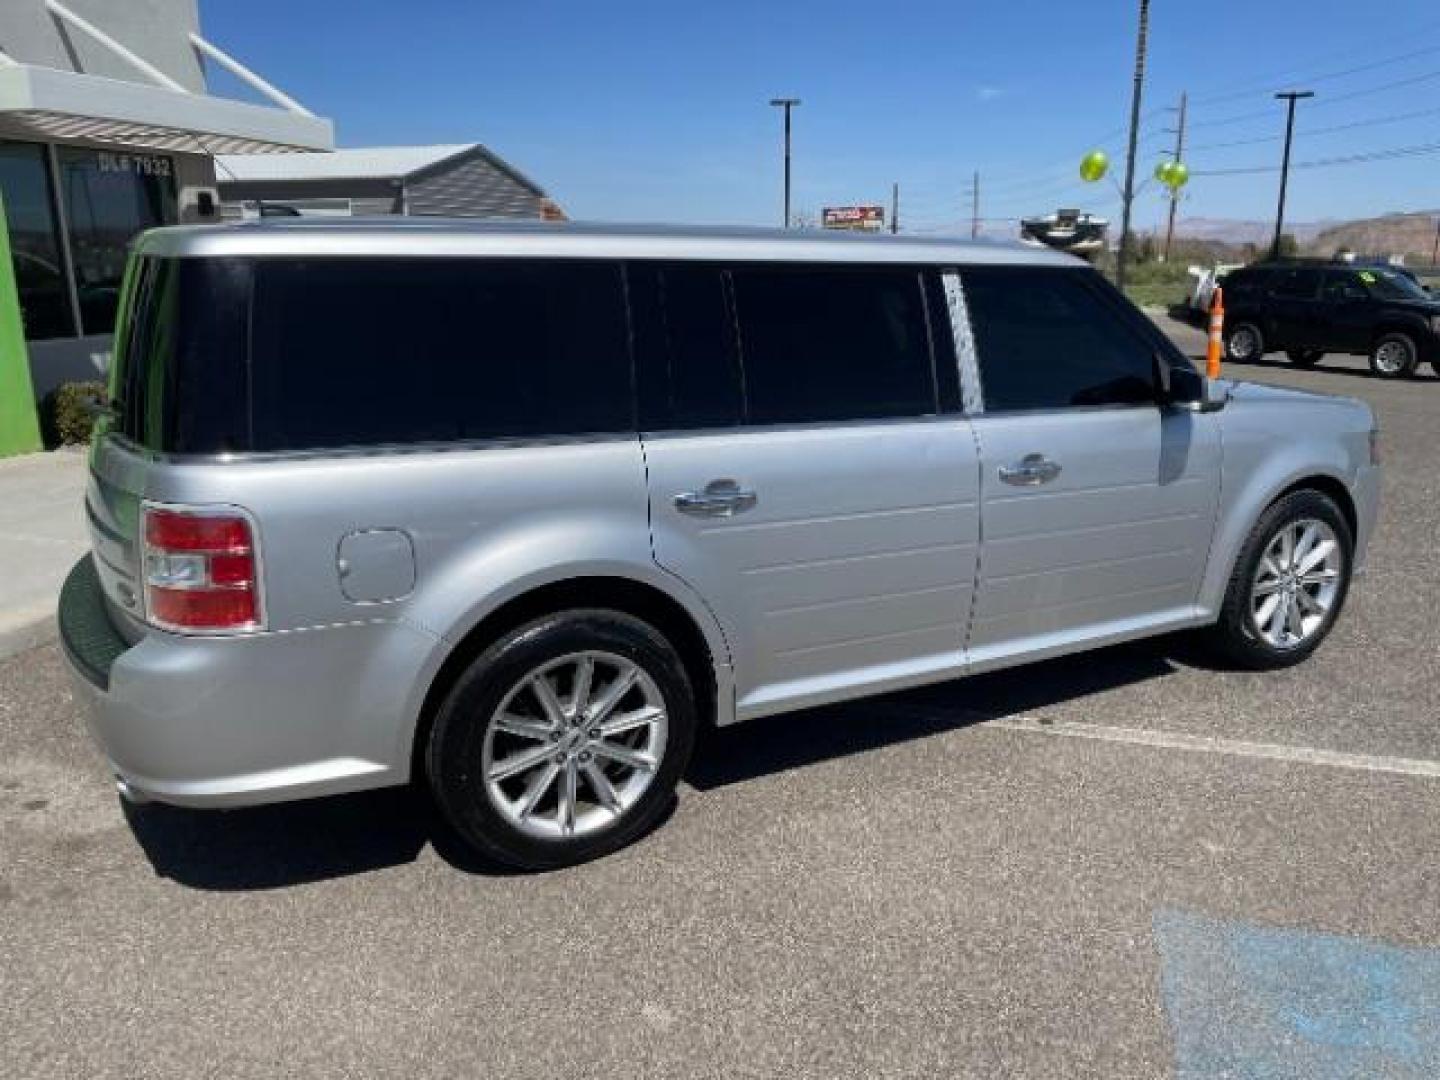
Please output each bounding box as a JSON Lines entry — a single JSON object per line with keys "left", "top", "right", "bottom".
{"left": 0, "top": 449, "right": 89, "bottom": 660}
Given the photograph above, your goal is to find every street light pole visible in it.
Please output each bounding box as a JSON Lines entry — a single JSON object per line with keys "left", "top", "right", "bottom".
{"left": 1116, "top": 0, "right": 1151, "bottom": 291}
{"left": 769, "top": 98, "right": 801, "bottom": 228}
{"left": 1271, "top": 90, "right": 1314, "bottom": 259}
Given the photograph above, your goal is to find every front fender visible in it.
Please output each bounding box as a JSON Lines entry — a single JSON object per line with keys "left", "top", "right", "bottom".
{"left": 1197, "top": 447, "right": 1354, "bottom": 617}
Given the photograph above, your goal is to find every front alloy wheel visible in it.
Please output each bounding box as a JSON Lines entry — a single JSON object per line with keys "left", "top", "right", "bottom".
{"left": 1206, "top": 488, "right": 1353, "bottom": 669}
{"left": 1226, "top": 322, "right": 1264, "bottom": 363}
{"left": 1248, "top": 519, "right": 1343, "bottom": 650}
{"left": 1370, "top": 333, "right": 1418, "bottom": 379}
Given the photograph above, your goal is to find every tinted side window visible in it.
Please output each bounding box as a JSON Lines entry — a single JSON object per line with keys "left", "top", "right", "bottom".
{"left": 730, "top": 266, "right": 934, "bottom": 424}
{"left": 1224, "top": 268, "right": 1266, "bottom": 295}
{"left": 249, "top": 259, "right": 630, "bottom": 451}
{"left": 1322, "top": 271, "right": 1367, "bottom": 302}
{"left": 109, "top": 256, "right": 250, "bottom": 454}
{"left": 630, "top": 262, "right": 744, "bottom": 429}
{"left": 1270, "top": 268, "right": 1321, "bottom": 299}
{"left": 964, "top": 268, "right": 1157, "bottom": 411}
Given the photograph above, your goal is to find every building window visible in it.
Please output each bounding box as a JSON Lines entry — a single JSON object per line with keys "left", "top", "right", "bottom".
{"left": 58, "top": 148, "right": 176, "bottom": 335}
{"left": 0, "top": 141, "right": 75, "bottom": 341}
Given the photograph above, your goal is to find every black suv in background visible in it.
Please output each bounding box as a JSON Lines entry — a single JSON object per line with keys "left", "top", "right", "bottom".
{"left": 1222, "top": 261, "right": 1440, "bottom": 378}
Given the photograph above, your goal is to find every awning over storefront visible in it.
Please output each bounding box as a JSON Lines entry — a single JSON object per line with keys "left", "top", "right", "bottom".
{"left": 0, "top": 63, "right": 333, "bottom": 155}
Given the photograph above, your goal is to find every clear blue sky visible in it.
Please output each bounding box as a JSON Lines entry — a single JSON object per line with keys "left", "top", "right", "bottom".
{"left": 202, "top": 1, "right": 1440, "bottom": 233}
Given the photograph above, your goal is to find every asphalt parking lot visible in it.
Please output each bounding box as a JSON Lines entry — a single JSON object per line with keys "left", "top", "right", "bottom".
{"left": 3, "top": 333, "right": 1438, "bottom": 1079}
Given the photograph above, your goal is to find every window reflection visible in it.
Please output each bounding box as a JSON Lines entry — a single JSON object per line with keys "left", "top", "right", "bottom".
{"left": 0, "top": 141, "right": 75, "bottom": 340}
{"left": 59, "top": 148, "right": 175, "bottom": 335}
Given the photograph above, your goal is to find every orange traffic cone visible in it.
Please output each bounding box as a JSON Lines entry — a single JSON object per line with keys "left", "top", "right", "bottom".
{"left": 1206, "top": 286, "right": 1225, "bottom": 380}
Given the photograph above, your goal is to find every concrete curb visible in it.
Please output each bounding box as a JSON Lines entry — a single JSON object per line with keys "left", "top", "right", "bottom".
{"left": 0, "top": 601, "right": 58, "bottom": 662}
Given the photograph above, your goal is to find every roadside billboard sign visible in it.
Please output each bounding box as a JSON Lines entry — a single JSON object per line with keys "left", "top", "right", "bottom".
{"left": 822, "top": 205, "right": 884, "bottom": 231}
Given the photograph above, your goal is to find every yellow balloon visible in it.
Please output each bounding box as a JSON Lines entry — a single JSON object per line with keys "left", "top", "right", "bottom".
{"left": 1169, "top": 162, "right": 1190, "bottom": 188}
{"left": 1079, "top": 151, "right": 1109, "bottom": 183}
{"left": 1154, "top": 160, "right": 1175, "bottom": 185}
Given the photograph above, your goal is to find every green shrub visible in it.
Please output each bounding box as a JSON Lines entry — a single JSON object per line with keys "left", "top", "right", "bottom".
{"left": 43, "top": 381, "right": 108, "bottom": 447}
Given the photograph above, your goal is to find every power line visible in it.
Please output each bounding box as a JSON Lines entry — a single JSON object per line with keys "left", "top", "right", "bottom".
{"left": 1189, "top": 106, "right": 1278, "bottom": 131}
{"left": 1185, "top": 103, "right": 1440, "bottom": 154}
{"left": 1314, "top": 66, "right": 1440, "bottom": 107}
{"left": 1190, "top": 67, "right": 1440, "bottom": 131}
{"left": 1189, "top": 39, "right": 1440, "bottom": 106}
{"left": 1192, "top": 139, "right": 1440, "bottom": 177}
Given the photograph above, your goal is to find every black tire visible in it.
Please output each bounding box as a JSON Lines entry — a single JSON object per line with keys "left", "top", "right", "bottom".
{"left": 1225, "top": 321, "right": 1265, "bottom": 363}
{"left": 1369, "top": 332, "right": 1418, "bottom": 379}
{"left": 426, "top": 609, "right": 697, "bottom": 870}
{"left": 1205, "top": 489, "right": 1353, "bottom": 670}
{"left": 1286, "top": 348, "right": 1324, "bottom": 367}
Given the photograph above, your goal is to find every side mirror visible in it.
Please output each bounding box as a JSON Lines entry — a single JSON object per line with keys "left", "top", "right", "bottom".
{"left": 1156, "top": 351, "right": 1227, "bottom": 413}
{"left": 1191, "top": 378, "right": 1229, "bottom": 413}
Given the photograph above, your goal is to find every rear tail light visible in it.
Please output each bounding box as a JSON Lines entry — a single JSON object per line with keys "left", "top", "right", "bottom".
{"left": 142, "top": 504, "right": 262, "bottom": 633}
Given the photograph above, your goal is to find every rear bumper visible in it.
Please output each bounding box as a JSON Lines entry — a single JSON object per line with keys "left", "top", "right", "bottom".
{"left": 58, "top": 556, "right": 436, "bottom": 808}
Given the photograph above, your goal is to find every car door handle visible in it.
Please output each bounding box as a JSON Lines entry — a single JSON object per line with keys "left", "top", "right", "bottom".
{"left": 674, "top": 479, "right": 758, "bottom": 517}
{"left": 998, "top": 454, "right": 1062, "bottom": 487}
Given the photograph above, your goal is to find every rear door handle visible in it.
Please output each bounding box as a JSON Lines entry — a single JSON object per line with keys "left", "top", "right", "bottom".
{"left": 674, "top": 479, "right": 758, "bottom": 518}
{"left": 998, "top": 453, "right": 1062, "bottom": 487}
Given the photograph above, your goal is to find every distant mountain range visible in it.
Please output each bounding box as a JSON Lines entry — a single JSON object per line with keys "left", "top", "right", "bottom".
{"left": 1174, "top": 217, "right": 1339, "bottom": 246}
{"left": 1176, "top": 212, "right": 1440, "bottom": 260}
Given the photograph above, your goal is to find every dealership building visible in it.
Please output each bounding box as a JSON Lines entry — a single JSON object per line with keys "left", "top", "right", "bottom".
{"left": 0, "top": 0, "right": 334, "bottom": 399}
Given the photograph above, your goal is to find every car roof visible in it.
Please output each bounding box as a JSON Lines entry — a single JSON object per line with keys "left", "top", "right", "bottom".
{"left": 132, "top": 218, "right": 1085, "bottom": 267}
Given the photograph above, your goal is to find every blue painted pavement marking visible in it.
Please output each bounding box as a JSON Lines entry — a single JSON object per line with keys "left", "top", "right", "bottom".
{"left": 1153, "top": 910, "right": 1440, "bottom": 1079}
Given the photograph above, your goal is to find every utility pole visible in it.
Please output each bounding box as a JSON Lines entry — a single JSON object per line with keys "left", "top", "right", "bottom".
{"left": 1116, "top": 0, "right": 1151, "bottom": 290}
{"left": 1271, "top": 90, "right": 1314, "bottom": 259}
{"left": 1430, "top": 214, "right": 1439, "bottom": 266}
{"left": 970, "top": 170, "right": 980, "bottom": 239}
{"left": 1162, "top": 91, "right": 1187, "bottom": 262}
{"left": 891, "top": 182, "right": 899, "bottom": 234}
{"left": 769, "top": 98, "right": 801, "bottom": 228}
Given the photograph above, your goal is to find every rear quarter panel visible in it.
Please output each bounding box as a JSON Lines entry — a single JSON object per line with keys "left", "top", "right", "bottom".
{"left": 128, "top": 436, "right": 731, "bottom": 772}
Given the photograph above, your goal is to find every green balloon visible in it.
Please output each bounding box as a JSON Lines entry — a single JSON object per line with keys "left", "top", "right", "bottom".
{"left": 1168, "top": 161, "right": 1189, "bottom": 188}
{"left": 1154, "top": 160, "right": 1176, "bottom": 185}
{"left": 1079, "top": 151, "right": 1109, "bottom": 183}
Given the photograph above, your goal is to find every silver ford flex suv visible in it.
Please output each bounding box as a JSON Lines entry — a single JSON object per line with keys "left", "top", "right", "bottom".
{"left": 60, "top": 221, "right": 1382, "bottom": 869}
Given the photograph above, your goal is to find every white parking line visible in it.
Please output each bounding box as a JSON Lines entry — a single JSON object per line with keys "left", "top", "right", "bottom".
{"left": 989, "top": 717, "right": 1440, "bottom": 780}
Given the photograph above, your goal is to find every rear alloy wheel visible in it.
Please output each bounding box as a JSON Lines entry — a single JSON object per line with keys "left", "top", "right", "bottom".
{"left": 1286, "top": 348, "right": 1324, "bottom": 367}
{"left": 1225, "top": 322, "right": 1265, "bottom": 363}
{"left": 427, "top": 610, "right": 697, "bottom": 869}
{"left": 1206, "top": 489, "right": 1353, "bottom": 669}
{"left": 1369, "top": 332, "right": 1418, "bottom": 379}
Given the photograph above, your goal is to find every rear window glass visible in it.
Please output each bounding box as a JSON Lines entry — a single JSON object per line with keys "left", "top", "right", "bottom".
{"left": 111, "top": 256, "right": 634, "bottom": 454}
{"left": 109, "top": 257, "right": 250, "bottom": 454}
{"left": 249, "top": 259, "right": 631, "bottom": 450}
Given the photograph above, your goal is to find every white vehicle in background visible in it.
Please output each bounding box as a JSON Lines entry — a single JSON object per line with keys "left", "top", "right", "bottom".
{"left": 1188, "top": 262, "right": 1243, "bottom": 316}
